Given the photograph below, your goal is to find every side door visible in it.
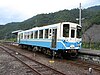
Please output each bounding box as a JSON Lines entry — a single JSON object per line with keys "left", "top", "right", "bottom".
{"left": 51, "top": 28, "right": 57, "bottom": 48}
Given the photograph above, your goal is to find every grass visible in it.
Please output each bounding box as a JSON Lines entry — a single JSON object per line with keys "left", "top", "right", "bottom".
{"left": 82, "top": 42, "right": 100, "bottom": 50}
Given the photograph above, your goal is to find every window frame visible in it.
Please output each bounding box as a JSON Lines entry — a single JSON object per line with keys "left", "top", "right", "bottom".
{"left": 63, "top": 24, "right": 69, "bottom": 37}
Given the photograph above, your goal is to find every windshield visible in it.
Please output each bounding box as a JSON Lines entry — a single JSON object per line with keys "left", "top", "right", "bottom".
{"left": 63, "top": 24, "right": 69, "bottom": 37}
{"left": 77, "top": 26, "right": 81, "bottom": 38}
{"left": 71, "top": 30, "right": 75, "bottom": 38}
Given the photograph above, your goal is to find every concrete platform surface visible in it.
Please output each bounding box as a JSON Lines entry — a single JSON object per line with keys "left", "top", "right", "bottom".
{"left": 79, "top": 48, "right": 100, "bottom": 56}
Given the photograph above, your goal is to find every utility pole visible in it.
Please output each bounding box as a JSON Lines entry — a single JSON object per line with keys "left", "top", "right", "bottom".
{"left": 79, "top": 3, "right": 81, "bottom": 26}
{"left": 76, "top": 3, "right": 82, "bottom": 26}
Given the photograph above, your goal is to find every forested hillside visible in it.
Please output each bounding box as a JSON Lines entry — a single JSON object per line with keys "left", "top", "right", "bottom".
{"left": 0, "top": 5, "right": 100, "bottom": 40}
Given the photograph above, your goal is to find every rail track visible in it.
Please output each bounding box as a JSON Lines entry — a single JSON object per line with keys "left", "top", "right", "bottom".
{"left": 66, "top": 58, "right": 100, "bottom": 73}
{"left": 0, "top": 45, "right": 66, "bottom": 75}
{"left": 1, "top": 42, "right": 100, "bottom": 74}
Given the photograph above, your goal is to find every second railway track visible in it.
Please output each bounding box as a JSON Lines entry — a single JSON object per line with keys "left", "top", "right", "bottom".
{"left": 0, "top": 45, "right": 66, "bottom": 75}
{"left": 66, "top": 58, "right": 100, "bottom": 73}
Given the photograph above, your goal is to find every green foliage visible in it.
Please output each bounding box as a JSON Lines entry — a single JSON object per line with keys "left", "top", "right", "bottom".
{"left": 4, "top": 38, "right": 17, "bottom": 42}
{"left": 0, "top": 5, "right": 100, "bottom": 40}
{"left": 82, "top": 42, "right": 100, "bottom": 50}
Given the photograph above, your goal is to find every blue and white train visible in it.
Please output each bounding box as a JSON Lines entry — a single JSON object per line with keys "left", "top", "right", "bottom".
{"left": 16, "top": 22, "right": 82, "bottom": 57}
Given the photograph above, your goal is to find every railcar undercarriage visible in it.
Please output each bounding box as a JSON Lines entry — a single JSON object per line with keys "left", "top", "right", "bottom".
{"left": 18, "top": 44, "right": 78, "bottom": 59}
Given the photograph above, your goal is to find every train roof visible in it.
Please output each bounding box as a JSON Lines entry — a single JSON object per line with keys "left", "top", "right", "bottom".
{"left": 18, "top": 22, "right": 81, "bottom": 33}
{"left": 12, "top": 30, "right": 23, "bottom": 35}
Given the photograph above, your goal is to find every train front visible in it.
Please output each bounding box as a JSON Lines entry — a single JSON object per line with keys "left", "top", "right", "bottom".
{"left": 59, "top": 22, "right": 82, "bottom": 57}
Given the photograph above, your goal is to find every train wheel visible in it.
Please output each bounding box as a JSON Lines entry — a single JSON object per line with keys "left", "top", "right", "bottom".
{"left": 46, "top": 49, "right": 51, "bottom": 55}
{"left": 43, "top": 48, "right": 47, "bottom": 54}
{"left": 70, "top": 50, "right": 78, "bottom": 58}
{"left": 27, "top": 46, "right": 32, "bottom": 51}
{"left": 23, "top": 45, "right": 27, "bottom": 49}
{"left": 19, "top": 44, "right": 23, "bottom": 49}
{"left": 32, "top": 47, "right": 38, "bottom": 52}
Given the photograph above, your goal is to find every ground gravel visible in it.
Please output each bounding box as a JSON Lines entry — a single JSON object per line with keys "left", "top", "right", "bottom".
{"left": 10, "top": 45, "right": 100, "bottom": 75}
{"left": 0, "top": 47, "right": 38, "bottom": 75}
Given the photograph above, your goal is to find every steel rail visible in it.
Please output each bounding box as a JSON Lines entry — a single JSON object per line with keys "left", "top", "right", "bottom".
{"left": 0, "top": 45, "right": 66, "bottom": 75}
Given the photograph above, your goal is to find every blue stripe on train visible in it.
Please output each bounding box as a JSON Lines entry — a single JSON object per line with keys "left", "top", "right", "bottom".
{"left": 18, "top": 39, "right": 81, "bottom": 50}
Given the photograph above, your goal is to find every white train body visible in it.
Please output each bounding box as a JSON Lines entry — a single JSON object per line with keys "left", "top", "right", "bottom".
{"left": 17, "top": 22, "right": 82, "bottom": 55}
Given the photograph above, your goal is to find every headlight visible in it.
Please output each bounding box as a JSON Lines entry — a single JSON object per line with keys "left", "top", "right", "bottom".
{"left": 77, "top": 44, "right": 80, "bottom": 47}
{"left": 70, "top": 45, "right": 75, "bottom": 49}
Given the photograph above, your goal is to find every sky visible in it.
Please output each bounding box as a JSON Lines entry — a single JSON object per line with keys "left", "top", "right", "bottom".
{"left": 0, "top": 0, "right": 100, "bottom": 25}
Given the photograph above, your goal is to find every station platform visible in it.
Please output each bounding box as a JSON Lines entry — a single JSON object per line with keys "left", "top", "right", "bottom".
{"left": 79, "top": 48, "right": 100, "bottom": 56}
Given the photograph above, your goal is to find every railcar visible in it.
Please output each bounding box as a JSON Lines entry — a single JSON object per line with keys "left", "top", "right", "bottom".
{"left": 17, "top": 22, "right": 82, "bottom": 57}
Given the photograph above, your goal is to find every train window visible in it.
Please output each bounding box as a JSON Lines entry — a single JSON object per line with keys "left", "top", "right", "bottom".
{"left": 24, "top": 33, "right": 26, "bottom": 39}
{"left": 50, "top": 29, "right": 51, "bottom": 33}
{"left": 39, "top": 30, "right": 43, "bottom": 38}
{"left": 20, "top": 33, "right": 23, "bottom": 39}
{"left": 27, "top": 32, "right": 29, "bottom": 39}
{"left": 77, "top": 26, "right": 81, "bottom": 38}
{"left": 63, "top": 24, "right": 69, "bottom": 37}
{"left": 19, "top": 34, "right": 21, "bottom": 39}
{"left": 24, "top": 32, "right": 27, "bottom": 39}
{"left": 24, "top": 35, "right": 26, "bottom": 39}
{"left": 71, "top": 30, "right": 75, "bottom": 38}
{"left": 29, "top": 32, "right": 30, "bottom": 39}
{"left": 31, "top": 31, "right": 33, "bottom": 39}
{"left": 45, "top": 29, "right": 48, "bottom": 38}
{"left": 34, "top": 31, "right": 38, "bottom": 39}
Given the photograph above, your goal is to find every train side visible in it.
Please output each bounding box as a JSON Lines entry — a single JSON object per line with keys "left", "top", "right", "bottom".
{"left": 17, "top": 22, "right": 82, "bottom": 57}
